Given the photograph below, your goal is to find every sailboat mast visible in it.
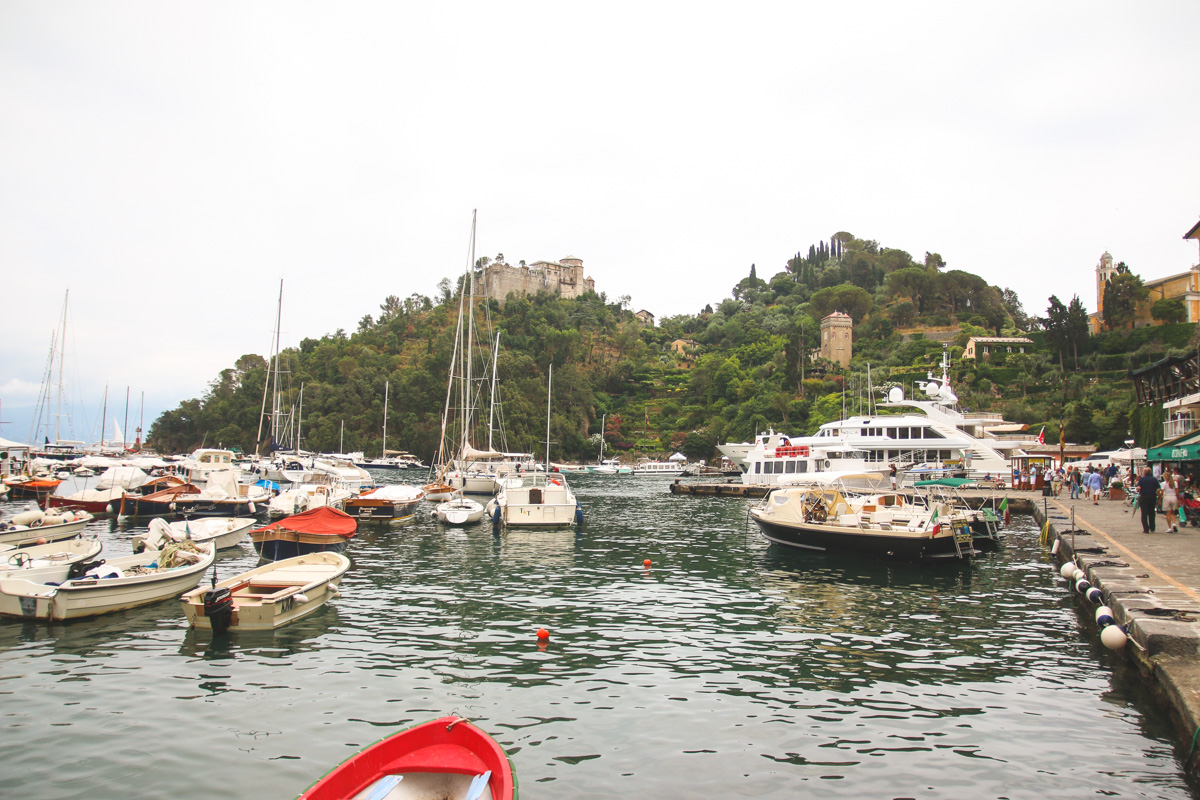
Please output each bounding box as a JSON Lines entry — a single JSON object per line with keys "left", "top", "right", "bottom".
{"left": 545, "top": 365, "right": 553, "bottom": 472}
{"left": 54, "top": 290, "right": 68, "bottom": 443}
{"left": 461, "top": 211, "right": 477, "bottom": 455}
{"left": 123, "top": 387, "right": 129, "bottom": 450}
{"left": 600, "top": 413, "right": 606, "bottom": 463}
{"left": 137, "top": 391, "right": 144, "bottom": 451}
{"left": 255, "top": 280, "right": 283, "bottom": 456}
{"left": 100, "top": 385, "right": 108, "bottom": 450}
{"left": 382, "top": 379, "right": 389, "bottom": 458}
{"left": 271, "top": 284, "right": 283, "bottom": 446}
{"left": 296, "top": 383, "right": 305, "bottom": 452}
{"left": 487, "top": 331, "right": 499, "bottom": 451}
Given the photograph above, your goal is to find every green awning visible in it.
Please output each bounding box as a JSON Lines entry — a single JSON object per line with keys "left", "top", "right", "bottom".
{"left": 913, "top": 478, "right": 978, "bottom": 487}
{"left": 1147, "top": 430, "right": 1200, "bottom": 462}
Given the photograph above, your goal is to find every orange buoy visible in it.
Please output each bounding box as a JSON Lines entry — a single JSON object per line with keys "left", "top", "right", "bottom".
{"left": 536, "top": 628, "right": 550, "bottom": 640}
{"left": 643, "top": 559, "right": 652, "bottom": 567}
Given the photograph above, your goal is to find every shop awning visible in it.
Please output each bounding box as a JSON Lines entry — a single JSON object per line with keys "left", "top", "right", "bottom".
{"left": 1147, "top": 430, "right": 1200, "bottom": 462}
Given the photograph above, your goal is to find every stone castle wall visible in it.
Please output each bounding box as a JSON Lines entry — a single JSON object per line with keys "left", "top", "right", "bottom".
{"left": 482, "top": 258, "right": 595, "bottom": 307}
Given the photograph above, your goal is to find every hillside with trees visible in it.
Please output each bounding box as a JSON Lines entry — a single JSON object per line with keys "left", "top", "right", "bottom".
{"left": 149, "top": 233, "right": 1196, "bottom": 461}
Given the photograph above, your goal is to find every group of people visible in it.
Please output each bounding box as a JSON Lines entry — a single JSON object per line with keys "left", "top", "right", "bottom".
{"left": 1133, "top": 464, "right": 1188, "bottom": 534}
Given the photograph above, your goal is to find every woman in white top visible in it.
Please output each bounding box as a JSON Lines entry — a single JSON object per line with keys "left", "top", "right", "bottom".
{"left": 1162, "top": 468, "right": 1180, "bottom": 532}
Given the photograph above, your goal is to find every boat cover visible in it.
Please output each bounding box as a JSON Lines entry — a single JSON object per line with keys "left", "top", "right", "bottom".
{"left": 357, "top": 485, "right": 424, "bottom": 501}
{"left": 95, "top": 466, "right": 150, "bottom": 491}
{"left": 251, "top": 506, "right": 357, "bottom": 538}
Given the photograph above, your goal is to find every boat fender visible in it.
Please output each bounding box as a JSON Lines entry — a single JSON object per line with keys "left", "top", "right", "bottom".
{"left": 575, "top": 502, "right": 583, "bottom": 525}
{"left": 12, "top": 510, "right": 44, "bottom": 527}
{"left": 105, "top": 504, "right": 114, "bottom": 514}
{"left": 293, "top": 592, "right": 310, "bottom": 604}
{"left": 204, "top": 587, "right": 234, "bottom": 635}
{"left": 491, "top": 504, "right": 501, "bottom": 534}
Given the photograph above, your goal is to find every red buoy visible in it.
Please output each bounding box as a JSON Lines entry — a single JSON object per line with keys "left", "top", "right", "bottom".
{"left": 536, "top": 628, "right": 550, "bottom": 639}
{"left": 643, "top": 559, "right": 652, "bottom": 567}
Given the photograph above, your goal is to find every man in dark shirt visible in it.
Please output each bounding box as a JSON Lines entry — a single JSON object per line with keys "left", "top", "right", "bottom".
{"left": 1136, "top": 467, "right": 1161, "bottom": 533}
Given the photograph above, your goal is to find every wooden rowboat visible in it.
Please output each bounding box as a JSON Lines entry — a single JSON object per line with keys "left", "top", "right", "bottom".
{"left": 0, "top": 537, "right": 104, "bottom": 585}
{"left": 180, "top": 551, "right": 350, "bottom": 632}
{"left": 298, "top": 715, "right": 517, "bottom": 800}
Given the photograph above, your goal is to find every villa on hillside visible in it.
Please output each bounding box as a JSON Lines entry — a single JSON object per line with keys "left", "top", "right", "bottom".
{"left": 635, "top": 309, "right": 655, "bottom": 327}
{"left": 963, "top": 336, "right": 1033, "bottom": 360}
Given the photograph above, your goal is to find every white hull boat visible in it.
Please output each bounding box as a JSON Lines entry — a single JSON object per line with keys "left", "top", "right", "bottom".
{"left": 485, "top": 473, "right": 580, "bottom": 529}
{"left": 133, "top": 516, "right": 256, "bottom": 552}
{"left": 0, "top": 541, "right": 215, "bottom": 621}
{"left": 181, "top": 551, "right": 350, "bottom": 632}
{"left": 434, "top": 496, "right": 485, "bottom": 525}
{"left": 0, "top": 508, "right": 94, "bottom": 547}
{"left": 0, "top": 538, "right": 104, "bottom": 584}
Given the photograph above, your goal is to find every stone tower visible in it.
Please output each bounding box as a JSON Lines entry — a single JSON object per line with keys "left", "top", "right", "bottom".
{"left": 820, "top": 311, "right": 853, "bottom": 369}
{"left": 1095, "top": 251, "right": 1116, "bottom": 319}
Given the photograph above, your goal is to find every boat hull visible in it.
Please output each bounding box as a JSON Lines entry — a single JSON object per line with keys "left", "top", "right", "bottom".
{"left": 0, "top": 544, "right": 215, "bottom": 621}
{"left": 751, "top": 513, "right": 970, "bottom": 561}
{"left": 181, "top": 552, "right": 350, "bottom": 632}
{"left": 298, "top": 716, "right": 517, "bottom": 800}
{"left": 0, "top": 517, "right": 91, "bottom": 547}
{"left": 342, "top": 498, "right": 421, "bottom": 524}
{"left": 251, "top": 532, "right": 349, "bottom": 561}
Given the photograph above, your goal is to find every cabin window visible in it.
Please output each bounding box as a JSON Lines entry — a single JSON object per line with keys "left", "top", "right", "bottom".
{"left": 755, "top": 462, "right": 761, "bottom": 474}
{"left": 888, "top": 428, "right": 897, "bottom": 438}
{"left": 924, "top": 428, "right": 945, "bottom": 439}
{"left": 798, "top": 461, "right": 808, "bottom": 473}
{"left": 785, "top": 460, "right": 796, "bottom": 473}
{"left": 898, "top": 428, "right": 910, "bottom": 439}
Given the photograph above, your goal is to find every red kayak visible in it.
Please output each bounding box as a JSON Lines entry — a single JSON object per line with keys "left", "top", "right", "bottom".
{"left": 298, "top": 716, "right": 518, "bottom": 800}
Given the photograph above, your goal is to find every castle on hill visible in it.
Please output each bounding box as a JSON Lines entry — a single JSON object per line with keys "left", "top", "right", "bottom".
{"left": 482, "top": 256, "right": 595, "bottom": 307}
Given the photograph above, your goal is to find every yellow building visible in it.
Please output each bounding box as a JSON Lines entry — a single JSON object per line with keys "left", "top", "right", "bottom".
{"left": 1088, "top": 217, "right": 1200, "bottom": 334}
{"left": 963, "top": 336, "right": 1033, "bottom": 360}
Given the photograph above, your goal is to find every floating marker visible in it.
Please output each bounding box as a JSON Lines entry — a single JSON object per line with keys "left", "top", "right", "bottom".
{"left": 1051, "top": 539, "right": 1060, "bottom": 555}
{"left": 643, "top": 559, "right": 652, "bottom": 568}
{"left": 1060, "top": 562, "right": 1077, "bottom": 580}
{"left": 1075, "top": 577, "right": 1091, "bottom": 594}
{"left": 1096, "top": 606, "right": 1115, "bottom": 628}
{"left": 1086, "top": 586, "right": 1103, "bottom": 604}
{"left": 536, "top": 628, "right": 550, "bottom": 640}
{"left": 1100, "top": 625, "right": 1128, "bottom": 650}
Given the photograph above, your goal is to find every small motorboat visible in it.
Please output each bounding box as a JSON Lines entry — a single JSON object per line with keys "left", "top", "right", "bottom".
{"left": 343, "top": 484, "right": 426, "bottom": 524}
{"left": 132, "top": 516, "right": 256, "bottom": 553}
{"left": 250, "top": 506, "right": 357, "bottom": 561}
{"left": 180, "top": 551, "right": 350, "bottom": 633}
{"left": 435, "top": 496, "right": 485, "bottom": 525}
{"left": 0, "top": 507, "right": 94, "bottom": 547}
{"left": 0, "top": 537, "right": 104, "bottom": 584}
{"left": 298, "top": 715, "right": 518, "bottom": 800}
{"left": 0, "top": 540, "right": 214, "bottom": 621}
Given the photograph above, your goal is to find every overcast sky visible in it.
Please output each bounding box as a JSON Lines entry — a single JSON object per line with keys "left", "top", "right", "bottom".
{"left": 2, "top": 2, "right": 1198, "bottom": 448}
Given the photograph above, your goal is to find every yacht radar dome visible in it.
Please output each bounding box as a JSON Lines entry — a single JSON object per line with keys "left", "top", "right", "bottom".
{"left": 888, "top": 387, "right": 905, "bottom": 403}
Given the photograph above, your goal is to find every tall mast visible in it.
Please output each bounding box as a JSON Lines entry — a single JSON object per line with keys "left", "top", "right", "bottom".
{"left": 461, "top": 210, "right": 477, "bottom": 455}
{"left": 600, "top": 413, "right": 606, "bottom": 462}
{"left": 255, "top": 280, "right": 283, "bottom": 456}
{"left": 122, "top": 387, "right": 129, "bottom": 450}
{"left": 487, "top": 331, "right": 499, "bottom": 451}
{"left": 271, "top": 282, "right": 283, "bottom": 446}
{"left": 296, "top": 383, "right": 304, "bottom": 452}
{"left": 382, "top": 379, "right": 389, "bottom": 458}
{"left": 54, "top": 290, "right": 68, "bottom": 443}
{"left": 137, "top": 391, "right": 144, "bottom": 451}
{"left": 100, "top": 385, "right": 108, "bottom": 450}
{"left": 544, "top": 365, "right": 553, "bottom": 472}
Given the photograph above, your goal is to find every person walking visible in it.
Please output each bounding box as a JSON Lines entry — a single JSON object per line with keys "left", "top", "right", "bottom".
{"left": 1068, "top": 467, "right": 1079, "bottom": 499}
{"left": 1162, "top": 468, "right": 1180, "bottom": 532}
{"left": 889, "top": 464, "right": 897, "bottom": 491}
{"left": 1136, "top": 466, "right": 1161, "bottom": 532}
{"left": 1087, "top": 468, "right": 1104, "bottom": 505}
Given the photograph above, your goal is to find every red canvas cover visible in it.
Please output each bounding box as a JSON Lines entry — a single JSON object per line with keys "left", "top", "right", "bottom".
{"left": 251, "top": 506, "right": 356, "bottom": 539}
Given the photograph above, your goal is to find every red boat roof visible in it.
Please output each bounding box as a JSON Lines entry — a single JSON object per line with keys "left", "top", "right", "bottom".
{"left": 251, "top": 505, "right": 357, "bottom": 539}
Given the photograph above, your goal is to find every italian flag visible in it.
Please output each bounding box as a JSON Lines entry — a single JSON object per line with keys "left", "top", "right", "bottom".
{"left": 930, "top": 507, "right": 941, "bottom": 536}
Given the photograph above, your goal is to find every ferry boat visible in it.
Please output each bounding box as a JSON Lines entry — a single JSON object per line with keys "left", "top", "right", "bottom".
{"left": 720, "top": 349, "right": 1021, "bottom": 482}
{"left": 630, "top": 456, "right": 688, "bottom": 476}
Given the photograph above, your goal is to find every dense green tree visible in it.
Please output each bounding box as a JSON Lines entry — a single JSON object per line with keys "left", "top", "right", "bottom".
{"left": 1151, "top": 297, "right": 1187, "bottom": 324}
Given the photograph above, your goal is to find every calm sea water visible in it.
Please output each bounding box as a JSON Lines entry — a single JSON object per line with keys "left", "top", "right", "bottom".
{"left": 1, "top": 475, "right": 1194, "bottom": 799}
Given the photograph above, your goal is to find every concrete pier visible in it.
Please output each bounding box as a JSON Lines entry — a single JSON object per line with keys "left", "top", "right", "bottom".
{"left": 1032, "top": 490, "right": 1200, "bottom": 777}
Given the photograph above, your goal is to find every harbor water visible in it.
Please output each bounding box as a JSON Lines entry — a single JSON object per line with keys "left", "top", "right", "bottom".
{"left": 1, "top": 475, "right": 1196, "bottom": 799}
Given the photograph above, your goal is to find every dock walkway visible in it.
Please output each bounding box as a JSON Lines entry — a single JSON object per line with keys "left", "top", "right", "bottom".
{"left": 1030, "top": 488, "right": 1200, "bottom": 776}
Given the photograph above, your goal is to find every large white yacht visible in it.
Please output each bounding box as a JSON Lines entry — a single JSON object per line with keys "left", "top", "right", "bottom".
{"left": 721, "top": 350, "right": 1024, "bottom": 484}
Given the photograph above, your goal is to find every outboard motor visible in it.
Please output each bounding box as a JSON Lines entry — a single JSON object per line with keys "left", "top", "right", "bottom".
{"left": 66, "top": 559, "right": 104, "bottom": 581}
{"left": 204, "top": 587, "right": 234, "bottom": 635}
